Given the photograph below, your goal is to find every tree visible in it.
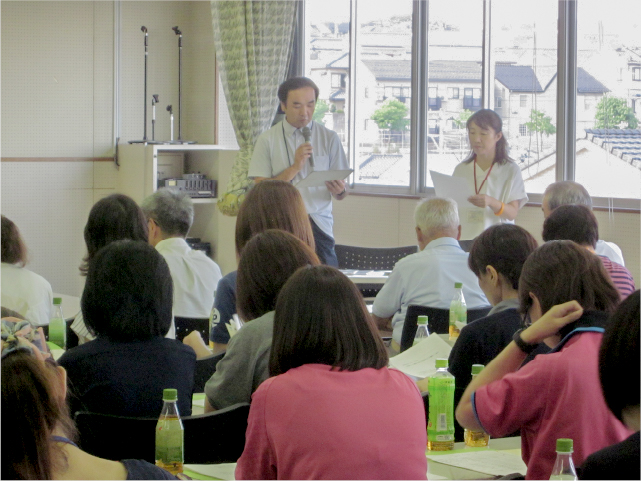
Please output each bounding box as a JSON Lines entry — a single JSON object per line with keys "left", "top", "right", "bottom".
{"left": 370, "top": 99, "right": 410, "bottom": 131}
{"left": 595, "top": 96, "right": 638, "bottom": 129}
{"left": 454, "top": 109, "right": 473, "bottom": 128}
{"left": 526, "top": 109, "right": 556, "bottom": 136}
{"left": 313, "top": 99, "right": 329, "bottom": 125}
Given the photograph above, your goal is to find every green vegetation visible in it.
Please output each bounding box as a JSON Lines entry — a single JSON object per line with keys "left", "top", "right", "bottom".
{"left": 595, "top": 96, "right": 638, "bottom": 129}
{"left": 371, "top": 99, "right": 410, "bottom": 131}
{"left": 313, "top": 99, "right": 330, "bottom": 125}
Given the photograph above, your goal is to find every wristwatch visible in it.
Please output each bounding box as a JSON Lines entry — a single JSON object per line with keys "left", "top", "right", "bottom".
{"left": 512, "top": 328, "right": 538, "bottom": 354}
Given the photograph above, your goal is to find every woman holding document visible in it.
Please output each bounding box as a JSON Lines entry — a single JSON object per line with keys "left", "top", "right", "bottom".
{"left": 452, "top": 109, "right": 527, "bottom": 240}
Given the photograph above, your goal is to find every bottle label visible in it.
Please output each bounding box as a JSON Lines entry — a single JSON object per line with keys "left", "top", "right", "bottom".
{"left": 427, "top": 376, "right": 455, "bottom": 442}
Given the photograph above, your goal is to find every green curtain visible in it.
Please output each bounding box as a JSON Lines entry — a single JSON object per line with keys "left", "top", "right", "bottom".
{"left": 211, "top": 0, "right": 298, "bottom": 216}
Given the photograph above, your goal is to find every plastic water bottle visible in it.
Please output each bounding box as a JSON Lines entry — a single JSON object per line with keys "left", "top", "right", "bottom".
{"left": 155, "top": 388, "right": 184, "bottom": 475}
{"left": 413, "top": 315, "right": 429, "bottom": 346}
{"left": 449, "top": 282, "right": 467, "bottom": 340}
{"left": 549, "top": 438, "right": 578, "bottom": 480}
{"left": 49, "top": 297, "right": 66, "bottom": 349}
{"left": 464, "top": 364, "right": 490, "bottom": 447}
{"left": 427, "top": 358, "right": 455, "bottom": 451}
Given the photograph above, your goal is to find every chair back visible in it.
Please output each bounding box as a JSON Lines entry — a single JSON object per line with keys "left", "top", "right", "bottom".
{"left": 74, "top": 402, "right": 250, "bottom": 464}
{"left": 400, "top": 305, "right": 492, "bottom": 352}
{"left": 193, "top": 351, "right": 225, "bottom": 393}
{"left": 66, "top": 317, "right": 79, "bottom": 349}
{"left": 174, "top": 317, "right": 209, "bottom": 343}
{"left": 335, "top": 244, "right": 417, "bottom": 270}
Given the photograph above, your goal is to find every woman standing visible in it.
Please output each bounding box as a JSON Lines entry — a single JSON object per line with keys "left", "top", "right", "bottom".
{"left": 453, "top": 109, "right": 528, "bottom": 240}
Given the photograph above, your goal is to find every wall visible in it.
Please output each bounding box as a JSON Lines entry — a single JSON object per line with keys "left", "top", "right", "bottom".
{"left": 1, "top": 1, "right": 221, "bottom": 297}
{"left": 333, "top": 195, "right": 641, "bottom": 286}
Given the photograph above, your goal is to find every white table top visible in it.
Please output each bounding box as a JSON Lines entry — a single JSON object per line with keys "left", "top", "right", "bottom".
{"left": 53, "top": 293, "right": 81, "bottom": 321}
{"left": 341, "top": 269, "right": 390, "bottom": 284}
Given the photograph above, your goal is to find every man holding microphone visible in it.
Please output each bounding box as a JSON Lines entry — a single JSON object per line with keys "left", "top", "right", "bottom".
{"left": 249, "top": 77, "right": 349, "bottom": 266}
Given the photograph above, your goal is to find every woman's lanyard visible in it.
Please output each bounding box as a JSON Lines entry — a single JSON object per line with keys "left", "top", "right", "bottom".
{"left": 52, "top": 435, "right": 79, "bottom": 448}
{"left": 474, "top": 158, "right": 494, "bottom": 195}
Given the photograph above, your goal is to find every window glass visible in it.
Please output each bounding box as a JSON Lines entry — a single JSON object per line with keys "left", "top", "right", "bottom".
{"left": 575, "top": 0, "right": 641, "bottom": 199}
{"left": 492, "top": 0, "right": 558, "bottom": 195}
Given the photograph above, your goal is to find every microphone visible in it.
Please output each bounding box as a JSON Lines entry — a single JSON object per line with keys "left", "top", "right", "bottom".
{"left": 301, "top": 127, "right": 314, "bottom": 168}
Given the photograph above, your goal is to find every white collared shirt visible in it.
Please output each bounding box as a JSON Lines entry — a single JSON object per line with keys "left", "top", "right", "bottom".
{"left": 1, "top": 262, "right": 53, "bottom": 326}
{"left": 453, "top": 160, "right": 528, "bottom": 240}
{"left": 595, "top": 239, "right": 625, "bottom": 266}
{"left": 156, "top": 237, "right": 223, "bottom": 319}
{"left": 248, "top": 119, "right": 348, "bottom": 238}
{"left": 372, "top": 237, "right": 490, "bottom": 344}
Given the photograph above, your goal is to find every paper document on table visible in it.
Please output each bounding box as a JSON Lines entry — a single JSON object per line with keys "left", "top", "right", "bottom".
{"left": 184, "top": 463, "right": 237, "bottom": 480}
{"left": 388, "top": 334, "right": 452, "bottom": 379}
{"left": 430, "top": 170, "right": 473, "bottom": 207}
{"left": 295, "top": 169, "right": 353, "bottom": 188}
{"left": 426, "top": 450, "right": 526, "bottom": 476}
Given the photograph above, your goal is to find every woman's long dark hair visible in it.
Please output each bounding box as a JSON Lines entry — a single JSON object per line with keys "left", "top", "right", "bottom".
{"left": 463, "top": 109, "right": 511, "bottom": 166}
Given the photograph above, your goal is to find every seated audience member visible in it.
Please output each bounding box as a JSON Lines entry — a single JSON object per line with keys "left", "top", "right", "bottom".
{"left": 542, "top": 204, "right": 635, "bottom": 299}
{"left": 59, "top": 240, "right": 196, "bottom": 417}
{"left": 372, "top": 197, "right": 489, "bottom": 349}
{"left": 1, "top": 335, "right": 178, "bottom": 480}
{"left": 205, "top": 180, "right": 315, "bottom": 353}
{"left": 71, "top": 194, "right": 149, "bottom": 343}
{"left": 236, "top": 266, "right": 427, "bottom": 480}
{"left": 578, "top": 290, "right": 640, "bottom": 480}
{"left": 204, "top": 230, "right": 319, "bottom": 411}
{"left": 1, "top": 215, "right": 53, "bottom": 327}
{"left": 456, "top": 241, "right": 632, "bottom": 480}
{"left": 142, "top": 188, "right": 222, "bottom": 328}
{"left": 448, "top": 224, "right": 549, "bottom": 407}
{"left": 542, "top": 180, "right": 625, "bottom": 265}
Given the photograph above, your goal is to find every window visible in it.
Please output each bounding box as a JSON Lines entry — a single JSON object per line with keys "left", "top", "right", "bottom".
{"left": 331, "top": 73, "right": 344, "bottom": 88}
{"left": 301, "top": 0, "right": 640, "bottom": 202}
{"left": 519, "top": 124, "right": 528, "bottom": 136}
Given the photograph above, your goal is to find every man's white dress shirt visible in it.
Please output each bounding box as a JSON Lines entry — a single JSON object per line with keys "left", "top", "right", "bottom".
{"left": 372, "top": 237, "right": 490, "bottom": 344}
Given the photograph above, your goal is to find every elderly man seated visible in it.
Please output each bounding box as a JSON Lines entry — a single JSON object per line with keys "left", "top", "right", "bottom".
{"left": 142, "top": 188, "right": 222, "bottom": 323}
{"left": 372, "top": 197, "right": 489, "bottom": 351}
{"left": 542, "top": 180, "right": 625, "bottom": 266}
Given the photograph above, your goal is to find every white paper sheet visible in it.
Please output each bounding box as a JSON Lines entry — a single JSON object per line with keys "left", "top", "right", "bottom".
{"left": 429, "top": 170, "right": 474, "bottom": 207}
{"left": 295, "top": 169, "right": 353, "bottom": 188}
{"left": 184, "top": 463, "right": 237, "bottom": 480}
{"left": 426, "top": 450, "right": 526, "bottom": 476}
{"left": 388, "top": 334, "right": 453, "bottom": 379}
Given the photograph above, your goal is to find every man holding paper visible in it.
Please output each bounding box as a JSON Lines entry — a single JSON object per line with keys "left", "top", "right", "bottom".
{"left": 249, "top": 77, "right": 349, "bottom": 266}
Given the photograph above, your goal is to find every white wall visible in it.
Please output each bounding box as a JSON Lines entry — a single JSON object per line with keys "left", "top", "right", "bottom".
{"left": 1, "top": 1, "right": 220, "bottom": 297}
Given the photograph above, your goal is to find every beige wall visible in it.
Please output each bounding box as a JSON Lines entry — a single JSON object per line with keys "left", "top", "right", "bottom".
{"left": 1, "top": 1, "right": 219, "bottom": 296}
{"left": 333, "top": 195, "right": 641, "bottom": 287}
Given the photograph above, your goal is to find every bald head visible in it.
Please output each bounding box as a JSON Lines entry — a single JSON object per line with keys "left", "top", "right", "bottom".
{"left": 542, "top": 181, "right": 592, "bottom": 218}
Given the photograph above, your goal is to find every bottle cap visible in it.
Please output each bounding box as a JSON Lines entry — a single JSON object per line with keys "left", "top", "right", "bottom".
{"left": 435, "top": 358, "right": 448, "bottom": 368}
{"left": 471, "top": 364, "right": 484, "bottom": 375}
{"left": 53, "top": 297, "right": 62, "bottom": 305}
{"left": 454, "top": 282, "right": 463, "bottom": 289}
{"left": 162, "top": 388, "right": 178, "bottom": 401}
{"left": 556, "top": 438, "right": 573, "bottom": 453}
{"left": 417, "top": 315, "right": 428, "bottom": 325}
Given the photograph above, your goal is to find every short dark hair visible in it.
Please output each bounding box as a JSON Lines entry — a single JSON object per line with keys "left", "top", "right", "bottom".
{"left": 599, "top": 290, "right": 639, "bottom": 423}
{"left": 141, "top": 188, "right": 193, "bottom": 237}
{"left": 463, "top": 109, "right": 511, "bottom": 166}
{"left": 519, "top": 240, "right": 620, "bottom": 318}
{"left": 82, "top": 240, "right": 173, "bottom": 341}
{"left": 81, "top": 194, "right": 149, "bottom": 275}
{"left": 236, "top": 230, "right": 320, "bottom": 321}
{"left": 269, "top": 265, "right": 389, "bottom": 376}
{"left": 278, "top": 77, "right": 319, "bottom": 104}
{"left": 235, "top": 180, "right": 315, "bottom": 255}
{"left": 468, "top": 224, "right": 538, "bottom": 290}
{"left": 1, "top": 215, "right": 28, "bottom": 266}
{"left": 542, "top": 204, "right": 599, "bottom": 248}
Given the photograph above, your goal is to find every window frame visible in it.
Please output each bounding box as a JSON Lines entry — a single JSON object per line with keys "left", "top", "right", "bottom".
{"left": 298, "top": 0, "right": 640, "bottom": 209}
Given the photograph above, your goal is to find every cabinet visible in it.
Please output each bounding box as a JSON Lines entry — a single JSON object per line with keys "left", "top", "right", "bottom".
{"left": 116, "top": 143, "right": 234, "bottom": 264}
